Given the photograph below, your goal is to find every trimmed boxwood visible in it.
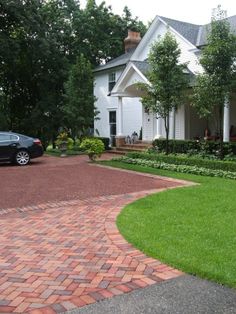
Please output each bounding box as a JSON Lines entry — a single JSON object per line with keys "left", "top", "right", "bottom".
{"left": 114, "top": 156, "right": 236, "bottom": 180}
{"left": 152, "top": 139, "right": 236, "bottom": 155}
{"left": 126, "top": 151, "right": 236, "bottom": 172}
{"left": 94, "top": 137, "right": 110, "bottom": 150}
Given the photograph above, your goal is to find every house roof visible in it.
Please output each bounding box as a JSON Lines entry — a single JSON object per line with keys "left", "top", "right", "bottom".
{"left": 94, "top": 14, "right": 236, "bottom": 73}
{"left": 159, "top": 15, "right": 236, "bottom": 47}
{"left": 132, "top": 60, "right": 150, "bottom": 75}
{"left": 93, "top": 49, "right": 135, "bottom": 73}
{"left": 197, "top": 15, "right": 236, "bottom": 46}
{"left": 159, "top": 16, "right": 201, "bottom": 45}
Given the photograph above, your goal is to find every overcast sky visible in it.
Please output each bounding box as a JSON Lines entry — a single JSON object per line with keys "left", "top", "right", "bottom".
{"left": 80, "top": 0, "right": 236, "bottom": 24}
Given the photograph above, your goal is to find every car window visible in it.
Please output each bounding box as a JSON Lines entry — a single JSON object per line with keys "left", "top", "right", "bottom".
{"left": 10, "top": 135, "right": 19, "bottom": 141}
{"left": 0, "top": 134, "right": 11, "bottom": 141}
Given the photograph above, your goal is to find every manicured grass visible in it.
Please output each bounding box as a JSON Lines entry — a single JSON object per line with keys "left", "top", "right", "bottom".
{"left": 101, "top": 160, "right": 236, "bottom": 288}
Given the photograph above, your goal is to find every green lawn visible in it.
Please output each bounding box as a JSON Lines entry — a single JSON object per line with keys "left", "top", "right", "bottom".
{"left": 101, "top": 160, "right": 236, "bottom": 288}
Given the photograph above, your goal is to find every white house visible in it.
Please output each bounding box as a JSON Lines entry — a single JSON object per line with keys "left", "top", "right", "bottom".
{"left": 94, "top": 15, "right": 236, "bottom": 147}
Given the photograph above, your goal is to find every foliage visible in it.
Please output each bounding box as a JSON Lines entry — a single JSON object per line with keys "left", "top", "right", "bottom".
{"left": 94, "top": 137, "right": 110, "bottom": 150}
{"left": 109, "top": 161, "right": 236, "bottom": 288}
{"left": 63, "top": 54, "right": 97, "bottom": 138}
{"left": 0, "top": 0, "right": 146, "bottom": 144}
{"left": 152, "top": 138, "right": 236, "bottom": 156}
{"left": 112, "top": 156, "right": 236, "bottom": 180}
{"left": 80, "top": 138, "right": 105, "bottom": 161}
{"left": 192, "top": 6, "right": 236, "bottom": 158}
{"left": 46, "top": 148, "right": 83, "bottom": 157}
{"left": 126, "top": 151, "right": 236, "bottom": 172}
{"left": 55, "top": 131, "right": 73, "bottom": 150}
{"left": 138, "top": 31, "right": 188, "bottom": 154}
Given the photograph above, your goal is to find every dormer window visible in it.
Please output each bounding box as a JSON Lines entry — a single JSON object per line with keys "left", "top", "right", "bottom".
{"left": 108, "top": 72, "right": 116, "bottom": 92}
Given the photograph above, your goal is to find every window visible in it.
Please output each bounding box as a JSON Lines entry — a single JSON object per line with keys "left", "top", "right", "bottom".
{"left": 0, "top": 133, "right": 19, "bottom": 142}
{"left": 108, "top": 72, "right": 116, "bottom": 92}
{"left": 0, "top": 134, "right": 11, "bottom": 142}
{"left": 109, "top": 111, "right": 116, "bottom": 146}
{"left": 10, "top": 135, "right": 19, "bottom": 141}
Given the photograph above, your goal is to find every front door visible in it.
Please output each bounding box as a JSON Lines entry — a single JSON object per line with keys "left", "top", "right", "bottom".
{"left": 143, "top": 112, "right": 155, "bottom": 141}
{"left": 109, "top": 111, "right": 117, "bottom": 146}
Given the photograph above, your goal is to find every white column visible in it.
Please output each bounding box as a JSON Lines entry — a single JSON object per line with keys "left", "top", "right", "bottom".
{"left": 169, "top": 108, "right": 175, "bottom": 140}
{"left": 223, "top": 97, "right": 230, "bottom": 142}
{"left": 117, "top": 96, "right": 124, "bottom": 136}
{"left": 155, "top": 115, "right": 162, "bottom": 139}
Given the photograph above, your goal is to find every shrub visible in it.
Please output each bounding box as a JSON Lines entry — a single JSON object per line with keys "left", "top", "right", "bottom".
{"left": 126, "top": 151, "right": 236, "bottom": 172}
{"left": 67, "top": 137, "right": 74, "bottom": 150}
{"left": 114, "top": 156, "right": 236, "bottom": 180}
{"left": 80, "top": 138, "right": 105, "bottom": 161}
{"left": 94, "top": 137, "right": 110, "bottom": 150}
{"left": 152, "top": 139, "right": 236, "bottom": 156}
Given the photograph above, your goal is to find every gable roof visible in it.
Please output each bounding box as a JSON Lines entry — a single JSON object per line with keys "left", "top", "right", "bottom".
{"left": 197, "top": 15, "right": 236, "bottom": 46}
{"left": 159, "top": 16, "right": 201, "bottom": 45}
{"left": 94, "top": 14, "right": 236, "bottom": 74}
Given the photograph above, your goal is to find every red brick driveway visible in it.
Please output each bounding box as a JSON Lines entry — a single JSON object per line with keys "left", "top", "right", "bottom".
{"left": 0, "top": 155, "right": 189, "bottom": 313}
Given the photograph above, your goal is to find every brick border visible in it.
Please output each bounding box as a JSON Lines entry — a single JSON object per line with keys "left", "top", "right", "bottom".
{"left": 0, "top": 171, "right": 194, "bottom": 313}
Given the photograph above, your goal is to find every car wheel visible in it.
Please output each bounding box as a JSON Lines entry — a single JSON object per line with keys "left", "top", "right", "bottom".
{"left": 15, "top": 150, "right": 30, "bottom": 166}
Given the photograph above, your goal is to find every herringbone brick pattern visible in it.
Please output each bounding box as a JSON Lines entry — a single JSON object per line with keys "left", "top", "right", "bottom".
{"left": 0, "top": 175, "right": 190, "bottom": 313}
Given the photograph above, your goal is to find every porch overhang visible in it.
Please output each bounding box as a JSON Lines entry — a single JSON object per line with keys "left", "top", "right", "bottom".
{"left": 110, "top": 61, "right": 150, "bottom": 98}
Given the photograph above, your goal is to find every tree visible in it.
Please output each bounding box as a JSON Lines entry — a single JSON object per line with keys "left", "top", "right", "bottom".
{"left": 192, "top": 5, "right": 236, "bottom": 158}
{"left": 63, "top": 54, "right": 98, "bottom": 138}
{"left": 0, "top": 0, "right": 146, "bottom": 146}
{"left": 139, "top": 31, "right": 188, "bottom": 154}
{"left": 72, "top": 1, "right": 146, "bottom": 66}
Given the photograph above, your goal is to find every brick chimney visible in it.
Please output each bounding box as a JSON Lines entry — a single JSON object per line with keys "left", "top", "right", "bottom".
{"left": 124, "top": 30, "right": 141, "bottom": 53}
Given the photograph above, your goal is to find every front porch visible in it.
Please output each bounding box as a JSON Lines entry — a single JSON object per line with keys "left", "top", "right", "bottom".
{"left": 110, "top": 61, "right": 235, "bottom": 147}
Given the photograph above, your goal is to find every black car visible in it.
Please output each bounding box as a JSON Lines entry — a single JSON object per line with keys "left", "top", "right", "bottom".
{"left": 0, "top": 132, "right": 44, "bottom": 166}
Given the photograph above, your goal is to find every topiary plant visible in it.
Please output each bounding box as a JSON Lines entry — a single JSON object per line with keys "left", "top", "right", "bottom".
{"left": 80, "top": 138, "right": 105, "bottom": 161}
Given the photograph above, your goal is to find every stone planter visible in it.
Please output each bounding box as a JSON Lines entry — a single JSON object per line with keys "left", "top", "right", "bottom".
{"left": 59, "top": 141, "right": 67, "bottom": 157}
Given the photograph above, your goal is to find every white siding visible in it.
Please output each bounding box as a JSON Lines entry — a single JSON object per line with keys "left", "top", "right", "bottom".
{"left": 94, "top": 69, "right": 142, "bottom": 140}
{"left": 131, "top": 20, "right": 202, "bottom": 74}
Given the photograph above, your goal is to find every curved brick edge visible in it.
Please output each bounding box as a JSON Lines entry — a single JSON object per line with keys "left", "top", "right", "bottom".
{"left": 104, "top": 189, "right": 185, "bottom": 287}
{"left": 0, "top": 178, "right": 193, "bottom": 314}
{"left": 29, "top": 190, "right": 187, "bottom": 314}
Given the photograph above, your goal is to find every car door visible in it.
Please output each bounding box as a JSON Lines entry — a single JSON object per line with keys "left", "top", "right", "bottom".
{"left": 0, "top": 133, "right": 19, "bottom": 160}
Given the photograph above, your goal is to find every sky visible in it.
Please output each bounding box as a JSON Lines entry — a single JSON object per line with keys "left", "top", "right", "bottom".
{"left": 80, "top": 0, "right": 236, "bottom": 25}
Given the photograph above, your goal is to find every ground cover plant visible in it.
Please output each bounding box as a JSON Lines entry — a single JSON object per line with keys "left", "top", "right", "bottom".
{"left": 100, "top": 159, "right": 236, "bottom": 288}
{"left": 114, "top": 155, "right": 236, "bottom": 180}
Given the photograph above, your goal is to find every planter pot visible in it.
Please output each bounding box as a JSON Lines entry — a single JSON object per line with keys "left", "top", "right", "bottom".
{"left": 59, "top": 141, "right": 68, "bottom": 157}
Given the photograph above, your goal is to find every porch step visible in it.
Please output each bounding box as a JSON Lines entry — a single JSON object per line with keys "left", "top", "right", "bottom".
{"left": 106, "top": 149, "right": 126, "bottom": 155}
{"left": 123, "top": 143, "right": 152, "bottom": 150}
{"left": 114, "top": 144, "right": 151, "bottom": 153}
{"left": 107, "top": 142, "right": 152, "bottom": 154}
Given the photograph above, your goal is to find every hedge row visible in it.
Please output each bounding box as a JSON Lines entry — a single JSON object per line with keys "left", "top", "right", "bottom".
{"left": 152, "top": 139, "right": 236, "bottom": 155}
{"left": 114, "top": 156, "right": 236, "bottom": 180}
{"left": 126, "top": 152, "right": 236, "bottom": 172}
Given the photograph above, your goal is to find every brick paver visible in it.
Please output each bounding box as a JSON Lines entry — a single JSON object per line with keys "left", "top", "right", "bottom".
{"left": 0, "top": 156, "right": 192, "bottom": 313}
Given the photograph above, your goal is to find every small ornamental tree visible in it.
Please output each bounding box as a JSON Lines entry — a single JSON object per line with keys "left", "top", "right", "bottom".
{"left": 139, "top": 31, "right": 188, "bottom": 154}
{"left": 80, "top": 138, "right": 105, "bottom": 161}
{"left": 192, "top": 6, "right": 236, "bottom": 159}
{"left": 63, "top": 54, "right": 99, "bottom": 139}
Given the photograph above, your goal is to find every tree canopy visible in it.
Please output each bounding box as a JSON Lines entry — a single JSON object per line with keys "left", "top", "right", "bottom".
{"left": 192, "top": 5, "right": 236, "bottom": 157}
{"left": 139, "top": 31, "right": 188, "bottom": 154}
{"left": 0, "top": 0, "right": 146, "bottom": 145}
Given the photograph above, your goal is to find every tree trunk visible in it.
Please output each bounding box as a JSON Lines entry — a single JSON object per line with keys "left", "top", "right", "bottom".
{"left": 219, "top": 105, "right": 224, "bottom": 160}
{"left": 164, "top": 115, "right": 170, "bottom": 155}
